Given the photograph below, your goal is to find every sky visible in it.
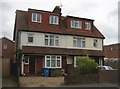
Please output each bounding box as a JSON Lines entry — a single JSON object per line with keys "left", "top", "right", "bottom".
{"left": 0, "top": 0, "right": 119, "bottom": 45}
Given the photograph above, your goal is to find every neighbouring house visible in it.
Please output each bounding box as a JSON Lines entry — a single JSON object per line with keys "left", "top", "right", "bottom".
{"left": 0, "top": 37, "right": 15, "bottom": 77}
{"left": 104, "top": 43, "right": 120, "bottom": 62}
{"left": 13, "top": 6, "right": 105, "bottom": 76}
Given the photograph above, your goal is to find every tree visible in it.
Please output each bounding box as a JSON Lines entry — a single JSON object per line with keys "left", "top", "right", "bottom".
{"left": 76, "top": 56, "right": 98, "bottom": 74}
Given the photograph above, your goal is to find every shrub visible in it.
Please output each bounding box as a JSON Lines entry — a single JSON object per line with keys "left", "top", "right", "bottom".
{"left": 76, "top": 56, "right": 98, "bottom": 74}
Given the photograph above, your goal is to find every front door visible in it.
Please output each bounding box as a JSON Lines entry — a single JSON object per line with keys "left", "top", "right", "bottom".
{"left": 29, "top": 56, "right": 35, "bottom": 75}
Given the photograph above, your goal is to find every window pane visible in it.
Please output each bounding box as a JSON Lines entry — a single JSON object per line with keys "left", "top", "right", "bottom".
{"left": 79, "top": 21, "right": 82, "bottom": 28}
{"left": 50, "top": 16, "right": 53, "bottom": 24}
{"left": 57, "top": 60, "right": 60, "bottom": 67}
{"left": 85, "top": 22, "right": 91, "bottom": 30}
{"left": 24, "top": 56, "right": 29, "bottom": 64}
{"left": 77, "top": 38, "right": 81, "bottom": 47}
{"left": 57, "top": 56, "right": 61, "bottom": 59}
{"left": 37, "top": 14, "right": 41, "bottom": 22}
{"left": 45, "top": 39, "right": 48, "bottom": 45}
{"left": 73, "top": 40, "right": 77, "bottom": 47}
{"left": 50, "top": 35, "right": 54, "bottom": 46}
{"left": 85, "top": 23, "right": 87, "bottom": 28}
{"left": 93, "top": 39, "right": 98, "bottom": 47}
{"left": 82, "top": 41, "right": 85, "bottom": 47}
{"left": 32, "top": 13, "right": 36, "bottom": 21}
{"left": 50, "top": 39, "right": 54, "bottom": 46}
{"left": 46, "top": 60, "right": 50, "bottom": 67}
{"left": 82, "top": 38, "right": 85, "bottom": 47}
{"left": 28, "top": 37, "right": 33, "bottom": 42}
{"left": 3, "top": 44, "right": 7, "bottom": 49}
{"left": 55, "top": 39, "right": 58, "bottom": 46}
{"left": 54, "top": 16, "right": 57, "bottom": 23}
{"left": 51, "top": 56, "right": 56, "bottom": 67}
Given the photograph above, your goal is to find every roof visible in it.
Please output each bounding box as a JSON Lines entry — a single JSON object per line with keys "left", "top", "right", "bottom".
{"left": 104, "top": 43, "right": 120, "bottom": 47}
{"left": 66, "top": 15, "right": 94, "bottom": 21}
{"left": 13, "top": 9, "right": 105, "bottom": 40}
{"left": 22, "top": 46, "right": 104, "bottom": 57}
{"left": 0, "top": 37, "right": 14, "bottom": 43}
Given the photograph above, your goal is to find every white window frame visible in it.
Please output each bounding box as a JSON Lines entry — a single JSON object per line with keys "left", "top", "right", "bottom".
{"left": 3, "top": 44, "right": 7, "bottom": 49}
{"left": 44, "top": 34, "right": 59, "bottom": 47}
{"left": 73, "top": 37, "right": 86, "bottom": 48}
{"left": 24, "top": 56, "right": 29, "bottom": 65}
{"left": 28, "top": 33, "right": 34, "bottom": 43}
{"left": 45, "top": 55, "right": 62, "bottom": 68}
{"left": 32, "top": 13, "right": 42, "bottom": 23}
{"left": 49, "top": 15, "right": 59, "bottom": 25}
{"left": 85, "top": 22, "right": 91, "bottom": 30}
{"left": 93, "top": 39, "right": 98, "bottom": 48}
{"left": 71, "top": 20, "right": 82, "bottom": 29}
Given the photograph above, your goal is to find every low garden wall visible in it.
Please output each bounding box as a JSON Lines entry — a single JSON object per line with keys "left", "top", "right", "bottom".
{"left": 19, "top": 77, "right": 64, "bottom": 87}
{"left": 64, "top": 74, "right": 98, "bottom": 85}
{"left": 64, "top": 65, "right": 118, "bottom": 84}
{"left": 98, "top": 70, "right": 118, "bottom": 83}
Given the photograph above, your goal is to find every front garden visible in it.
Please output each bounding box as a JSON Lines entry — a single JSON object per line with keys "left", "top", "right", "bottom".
{"left": 64, "top": 56, "right": 99, "bottom": 85}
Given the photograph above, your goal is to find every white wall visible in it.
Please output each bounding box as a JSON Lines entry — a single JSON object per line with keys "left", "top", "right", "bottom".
{"left": 20, "top": 31, "right": 103, "bottom": 50}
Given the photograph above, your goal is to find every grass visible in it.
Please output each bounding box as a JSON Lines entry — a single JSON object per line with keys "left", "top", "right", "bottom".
{"left": 2, "top": 77, "right": 18, "bottom": 87}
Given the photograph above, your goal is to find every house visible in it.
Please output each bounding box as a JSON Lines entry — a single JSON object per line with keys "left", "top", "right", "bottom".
{"left": 104, "top": 43, "right": 120, "bottom": 62}
{"left": 0, "top": 37, "right": 15, "bottom": 77}
{"left": 13, "top": 6, "right": 105, "bottom": 76}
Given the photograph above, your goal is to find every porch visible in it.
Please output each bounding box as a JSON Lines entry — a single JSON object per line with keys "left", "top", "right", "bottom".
{"left": 20, "top": 54, "right": 104, "bottom": 76}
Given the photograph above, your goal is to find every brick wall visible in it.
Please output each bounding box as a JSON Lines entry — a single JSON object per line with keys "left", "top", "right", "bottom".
{"left": 98, "top": 70, "right": 118, "bottom": 83}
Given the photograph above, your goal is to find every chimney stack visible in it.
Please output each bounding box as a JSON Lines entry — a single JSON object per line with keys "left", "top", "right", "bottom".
{"left": 52, "top": 6, "right": 62, "bottom": 15}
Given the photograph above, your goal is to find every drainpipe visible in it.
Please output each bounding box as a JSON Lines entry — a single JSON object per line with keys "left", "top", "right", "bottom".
{"left": 21, "top": 54, "right": 24, "bottom": 75}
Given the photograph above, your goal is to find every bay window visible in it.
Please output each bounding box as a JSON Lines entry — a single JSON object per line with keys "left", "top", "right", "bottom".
{"left": 45, "top": 55, "right": 62, "bottom": 68}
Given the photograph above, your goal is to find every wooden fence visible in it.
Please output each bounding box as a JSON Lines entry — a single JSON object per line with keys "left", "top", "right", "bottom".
{"left": 2, "top": 58, "right": 10, "bottom": 77}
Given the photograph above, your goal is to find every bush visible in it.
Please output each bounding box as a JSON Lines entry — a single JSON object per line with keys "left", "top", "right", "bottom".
{"left": 76, "top": 56, "right": 98, "bottom": 74}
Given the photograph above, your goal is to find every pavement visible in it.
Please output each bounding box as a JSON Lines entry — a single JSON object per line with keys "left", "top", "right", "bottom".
{"left": 61, "top": 83, "right": 119, "bottom": 88}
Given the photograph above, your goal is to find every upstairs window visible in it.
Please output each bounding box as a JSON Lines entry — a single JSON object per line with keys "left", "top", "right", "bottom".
{"left": 45, "top": 34, "right": 59, "bottom": 46}
{"left": 73, "top": 37, "right": 86, "bottom": 47}
{"left": 3, "top": 44, "right": 7, "bottom": 49}
{"left": 71, "top": 20, "right": 82, "bottom": 29}
{"left": 85, "top": 22, "right": 91, "bottom": 30}
{"left": 32, "top": 13, "right": 41, "bottom": 23}
{"left": 93, "top": 39, "right": 98, "bottom": 47}
{"left": 49, "top": 16, "right": 59, "bottom": 25}
{"left": 28, "top": 33, "right": 34, "bottom": 43}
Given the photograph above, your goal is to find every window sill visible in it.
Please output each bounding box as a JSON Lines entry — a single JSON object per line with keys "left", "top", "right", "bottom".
{"left": 71, "top": 27, "right": 82, "bottom": 29}
{"left": 49, "top": 23, "right": 59, "bottom": 25}
{"left": 32, "top": 21, "right": 41, "bottom": 24}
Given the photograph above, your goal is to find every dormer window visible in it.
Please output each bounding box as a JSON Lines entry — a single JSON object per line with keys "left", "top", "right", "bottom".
{"left": 49, "top": 16, "right": 59, "bottom": 25}
{"left": 32, "top": 13, "right": 41, "bottom": 23}
{"left": 71, "top": 20, "right": 82, "bottom": 29}
{"left": 85, "top": 22, "right": 91, "bottom": 30}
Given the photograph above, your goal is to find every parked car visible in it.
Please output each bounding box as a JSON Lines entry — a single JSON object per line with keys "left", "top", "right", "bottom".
{"left": 97, "top": 66, "right": 114, "bottom": 70}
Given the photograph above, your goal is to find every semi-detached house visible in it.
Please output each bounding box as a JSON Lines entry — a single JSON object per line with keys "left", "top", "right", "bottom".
{"left": 13, "top": 6, "right": 105, "bottom": 76}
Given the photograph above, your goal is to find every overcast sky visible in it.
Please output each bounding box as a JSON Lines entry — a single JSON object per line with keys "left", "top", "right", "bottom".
{"left": 0, "top": 0, "right": 119, "bottom": 45}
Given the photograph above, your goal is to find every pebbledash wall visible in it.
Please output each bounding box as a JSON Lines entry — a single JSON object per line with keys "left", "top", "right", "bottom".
{"left": 20, "top": 31, "right": 103, "bottom": 50}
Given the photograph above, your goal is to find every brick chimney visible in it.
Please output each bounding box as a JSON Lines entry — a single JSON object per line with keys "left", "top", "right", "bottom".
{"left": 52, "top": 6, "right": 62, "bottom": 15}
